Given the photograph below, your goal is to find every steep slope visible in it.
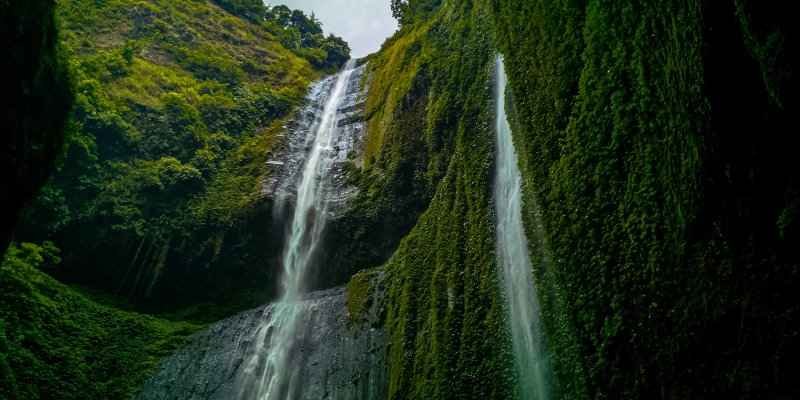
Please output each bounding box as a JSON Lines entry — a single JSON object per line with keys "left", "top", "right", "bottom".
{"left": 349, "top": 2, "right": 513, "bottom": 399}
{"left": 19, "top": 0, "right": 348, "bottom": 319}
{"left": 130, "top": 55, "right": 380, "bottom": 400}
{"left": 491, "top": 1, "right": 798, "bottom": 398}
{"left": 343, "top": 0, "right": 798, "bottom": 399}
{"left": 0, "top": 242, "right": 200, "bottom": 400}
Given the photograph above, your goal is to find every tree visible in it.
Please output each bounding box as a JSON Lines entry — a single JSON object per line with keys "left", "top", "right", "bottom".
{"left": 213, "top": 0, "right": 266, "bottom": 21}
{"left": 391, "top": 0, "right": 409, "bottom": 22}
{"left": 267, "top": 5, "right": 292, "bottom": 27}
{"left": 290, "top": 9, "right": 322, "bottom": 35}
{"left": 391, "top": 0, "right": 443, "bottom": 26}
{"left": 322, "top": 35, "right": 351, "bottom": 69}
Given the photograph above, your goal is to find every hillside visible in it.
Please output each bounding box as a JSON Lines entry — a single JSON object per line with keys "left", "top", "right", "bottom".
{"left": 0, "top": 242, "right": 200, "bottom": 399}
{"left": 3, "top": 0, "right": 350, "bottom": 398}
{"left": 19, "top": 0, "right": 349, "bottom": 319}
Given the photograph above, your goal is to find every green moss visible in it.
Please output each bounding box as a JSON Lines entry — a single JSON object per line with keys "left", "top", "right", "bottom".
{"left": 0, "top": 242, "right": 201, "bottom": 400}
{"left": 346, "top": 270, "right": 373, "bottom": 324}
{"left": 354, "top": 1, "right": 515, "bottom": 399}
{"left": 491, "top": 0, "right": 798, "bottom": 398}
{"left": 358, "top": 1, "right": 797, "bottom": 398}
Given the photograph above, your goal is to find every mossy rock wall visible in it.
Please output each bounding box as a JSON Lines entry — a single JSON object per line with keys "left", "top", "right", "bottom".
{"left": 356, "top": 1, "right": 515, "bottom": 399}
{"left": 491, "top": 0, "right": 799, "bottom": 398}
{"left": 367, "top": 0, "right": 798, "bottom": 398}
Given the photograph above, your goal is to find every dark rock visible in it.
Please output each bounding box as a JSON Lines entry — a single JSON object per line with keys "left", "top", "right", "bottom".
{"left": 137, "top": 287, "right": 386, "bottom": 400}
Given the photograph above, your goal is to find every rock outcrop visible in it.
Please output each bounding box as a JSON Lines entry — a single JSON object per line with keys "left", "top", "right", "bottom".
{"left": 137, "top": 287, "right": 386, "bottom": 400}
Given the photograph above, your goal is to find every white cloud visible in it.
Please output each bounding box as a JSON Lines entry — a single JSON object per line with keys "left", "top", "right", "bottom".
{"left": 269, "top": 0, "right": 399, "bottom": 58}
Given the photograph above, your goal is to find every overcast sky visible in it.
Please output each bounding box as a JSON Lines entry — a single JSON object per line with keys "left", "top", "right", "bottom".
{"left": 270, "top": 0, "right": 398, "bottom": 58}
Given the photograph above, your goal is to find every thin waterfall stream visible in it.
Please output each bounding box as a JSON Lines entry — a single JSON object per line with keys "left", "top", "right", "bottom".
{"left": 494, "top": 55, "right": 552, "bottom": 400}
{"left": 237, "top": 60, "right": 359, "bottom": 400}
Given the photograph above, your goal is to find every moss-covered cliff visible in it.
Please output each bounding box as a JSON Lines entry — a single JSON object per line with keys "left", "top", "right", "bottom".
{"left": 347, "top": 1, "right": 513, "bottom": 398}
{"left": 491, "top": 1, "right": 798, "bottom": 398}
{"left": 358, "top": 0, "right": 797, "bottom": 398}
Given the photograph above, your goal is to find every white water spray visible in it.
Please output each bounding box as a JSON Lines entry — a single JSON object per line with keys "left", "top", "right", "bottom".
{"left": 494, "top": 55, "right": 551, "bottom": 400}
{"left": 236, "top": 60, "right": 358, "bottom": 400}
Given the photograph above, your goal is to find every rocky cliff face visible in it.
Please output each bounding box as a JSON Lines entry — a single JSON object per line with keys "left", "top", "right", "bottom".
{"left": 263, "top": 62, "right": 367, "bottom": 215}
{"left": 137, "top": 288, "right": 386, "bottom": 400}
{"left": 138, "top": 61, "right": 383, "bottom": 400}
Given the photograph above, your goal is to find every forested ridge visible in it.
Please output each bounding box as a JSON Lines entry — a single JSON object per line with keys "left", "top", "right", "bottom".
{"left": 1, "top": 0, "right": 797, "bottom": 399}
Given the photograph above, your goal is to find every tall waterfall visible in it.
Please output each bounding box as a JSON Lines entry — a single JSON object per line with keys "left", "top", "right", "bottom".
{"left": 136, "top": 61, "right": 383, "bottom": 400}
{"left": 237, "top": 60, "right": 359, "bottom": 400}
{"left": 494, "top": 55, "right": 551, "bottom": 400}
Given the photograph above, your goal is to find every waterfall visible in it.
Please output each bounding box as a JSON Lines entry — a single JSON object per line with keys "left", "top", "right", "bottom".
{"left": 136, "top": 60, "right": 383, "bottom": 400}
{"left": 236, "top": 60, "right": 359, "bottom": 400}
{"left": 494, "top": 55, "right": 551, "bottom": 400}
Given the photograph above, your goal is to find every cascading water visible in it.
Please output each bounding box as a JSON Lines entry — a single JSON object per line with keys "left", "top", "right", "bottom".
{"left": 137, "top": 60, "right": 384, "bottom": 400}
{"left": 237, "top": 60, "right": 359, "bottom": 400}
{"left": 494, "top": 55, "right": 552, "bottom": 400}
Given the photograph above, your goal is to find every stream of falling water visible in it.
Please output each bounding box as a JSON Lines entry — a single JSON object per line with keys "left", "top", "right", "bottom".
{"left": 494, "top": 55, "right": 552, "bottom": 400}
{"left": 236, "top": 60, "right": 358, "bottom": 400}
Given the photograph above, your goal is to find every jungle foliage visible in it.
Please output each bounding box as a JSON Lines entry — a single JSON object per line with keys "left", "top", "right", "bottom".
{"left": 17, "top": 0, "right": 334, "bottom": 318}
{"left": 0, "top": 241, "right": 200, "bottom": 400}
{"left": 345, "top": 1, "right": 514, "bottom": 398}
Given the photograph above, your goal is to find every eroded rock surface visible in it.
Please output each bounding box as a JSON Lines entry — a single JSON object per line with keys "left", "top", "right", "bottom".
{"left": 137, "top": 288, "right": 386, "bottom": 400}
{"left": 262, "top": 63, "right": 367, "bottom": 219}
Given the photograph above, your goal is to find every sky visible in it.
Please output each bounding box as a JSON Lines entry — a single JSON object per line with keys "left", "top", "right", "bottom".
{"left": 270, "top": 0, "right": 399, "bottom": 58}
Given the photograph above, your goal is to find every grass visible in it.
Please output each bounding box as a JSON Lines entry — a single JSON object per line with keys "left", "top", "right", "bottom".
{"left": 0, "top": 243, "right": 201, "bottom": 400}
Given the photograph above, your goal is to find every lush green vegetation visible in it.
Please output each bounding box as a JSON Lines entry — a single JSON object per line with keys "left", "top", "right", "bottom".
{"left": 390, "top": 0, "right": 443, "bottom": 27}
{"left": 17, "top": 0, "right": 347, "bottom": 318}
{"left": 263, "top": 4, "right": 351, "bottom": 70}
{"left": 0, "top": 241, "right": 200, "bottom": 399}
{"left": 2, "top": 0, "right": 353, "bottom": 397}
{"left": 3, "top": 0, "right": 796, "bottom": 398}
{"left": 0, "top": 0, "right": 72, "bottom": 251}
{"left": 490, "top": 0, "right": 798, "bottom": 398}
{"left": 213, "top": 0, "right": 351, "bottom": 69}
{"left": 348, "top": 0, "right": 798, "bottom": 398}
{"left": 342, "top": 1, "right": 515, "bottom": 398}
